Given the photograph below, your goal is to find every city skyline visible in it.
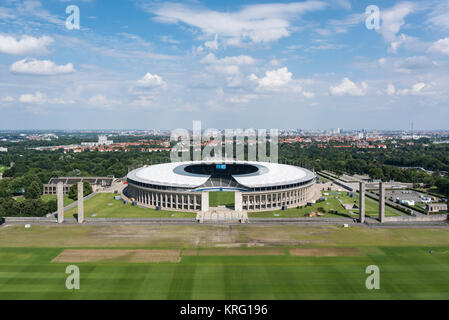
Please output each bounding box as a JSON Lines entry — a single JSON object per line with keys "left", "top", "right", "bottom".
{"left": 1, "top": 0, "right": 449, "bottom": 130}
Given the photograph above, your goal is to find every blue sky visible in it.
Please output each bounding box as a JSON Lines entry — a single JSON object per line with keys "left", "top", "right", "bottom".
{"left": 0, "top": 0, "right": 449, "bottom": 130}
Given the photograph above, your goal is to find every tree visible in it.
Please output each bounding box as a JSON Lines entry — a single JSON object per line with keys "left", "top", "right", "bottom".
{"left": 83, "top": 181, "right": 93, "bottom": 197}
{"left": 68, "top": 181, "right": 93, "bottom": 201}
{"left": 68, "top": 184, "right": 78, "bottom": 201}
{"left": 24, "top": 181, "right": 41, "bottom": 199}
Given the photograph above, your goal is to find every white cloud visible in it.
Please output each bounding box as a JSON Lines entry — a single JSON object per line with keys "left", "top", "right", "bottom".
{"left": 148, "top": 1, "right": 327, "bottom": 46}
{"left": 18, "top": 91, "right": 75, "bottom": 105}
{"left": 377, "top": 2, "right": 417, "bottom": 52}
{"left": 226, "top": 94, "right": 259, "bottom": 104}
{"left": 428, "top": 38, "right": 449, "bottom": 55}
{"left": 204, "top": 34, "right": 219, "bottom": 50}
{"left": 130, "top": 96, "right": 158, "bottom": 109}
{"left": 19, "top": 91, "right": 46, "bottom": 104}
{"left": 427, "top": 1, "right": 449, "bottom": 30}
{"left": 201, "top": 53, "right": 255, "bottom": 75}
{"left": 137, "top": 73, "right": 167, "bottom": 88}
{"left": 301, "top": 90, "right": 315, "bottom": 99}
{"left": 323, "top": 13, "right": 365, "bottom": 35}
{"left": 396, "top": 82, "right": 430, "bottom": 96}
{"left": 386, "top": 82, "right": 432, "bottom": 96}
{"left": 88, "top": 94, "right": 121, "bottom": 109}
{"left": 250, "top": 67, "right": 292, "bottom": 88}
{"left": 386, "top": 84, "right": 396, "bottom": 96}
{"left": 0, "top": 34, "right": 53, "bottom": 55}
{"left": 330, "top": 78, "right": 368, "bottom": 96}
{"left": 10, "top": 58, "right": 75, "bottom": 75}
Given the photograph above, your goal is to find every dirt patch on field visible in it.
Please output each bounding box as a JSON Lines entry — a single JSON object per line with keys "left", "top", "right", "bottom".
{"left": 182, "top": 248, "right": 285, "bottom": 256}
{"left": 52, "top": 249, "right": 180, "bottom": 263}
{"left": 289, "top": 247, "right": 363, "bottom": 257}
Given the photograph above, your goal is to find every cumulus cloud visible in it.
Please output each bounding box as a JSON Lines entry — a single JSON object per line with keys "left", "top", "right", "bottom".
{"left": 19, "top": 91, "right": 46, "bottom": 104}
{"left": 386, "top": 82, "right": 432, "bottom": 96}
{"left": 330, "top": 78, "right": 368, "bottom": 96}
{"left": 396, "top": 82, "right": 430, "bottom": 96}
{"left": 249, "top": 67, "right": 315, "bottom": 97}
{"left": 250, "top": 67, "right": 292, "bottom": 88}
{"left": 18, "top": 91, "right": 75, "bottom": 105}
{"left": 148, "top": 1, "right": 327, "bottom": 46}
{"left": 428, "top": 38, "right": 449, "bottom": 55}
{"left": 137, "top": 73, "right": 167, "bottom": 88}
{"left": 0, "top": 34, "right": 53, "bottom": 55}
{"left": 10, "top": 58, "right": 75, "bottom": 75}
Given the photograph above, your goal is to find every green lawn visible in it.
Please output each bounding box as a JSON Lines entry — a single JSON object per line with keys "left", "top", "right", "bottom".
{"left": 65, "top": 193, "right": 196, "bottom": 218}
{"left": 15, "top": 194, "right": 74, "bottom": 207}
{"left": 209, "top": 191, "right": 235, "bottom": 207}
{"left": 249, "top": 191, "right": 400, "bottom": 219}
{"left": 41, "top": 194, "right": 74, "bottom": 207}
{"left": 1, "top": 224, "right": 449, "bottom": 299}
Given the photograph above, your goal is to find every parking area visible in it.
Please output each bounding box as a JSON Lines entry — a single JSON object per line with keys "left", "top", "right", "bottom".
{"left": 385, "top": 190, "right": 441, "bottom": 205}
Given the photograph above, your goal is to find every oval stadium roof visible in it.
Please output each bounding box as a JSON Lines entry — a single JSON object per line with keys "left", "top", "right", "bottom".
{"left": 127, "top": 160, "right": 315, "bottom": 190}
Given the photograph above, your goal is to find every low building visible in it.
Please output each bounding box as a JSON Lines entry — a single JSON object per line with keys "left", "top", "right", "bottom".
{"left": 0, "top": 147, "right": 7, "bottom": 152}
{"left": 43, "top": 176, "right": 115, "bottom": 194}
{"left": 426, "top": 203, "right": 448, "bottom": 214}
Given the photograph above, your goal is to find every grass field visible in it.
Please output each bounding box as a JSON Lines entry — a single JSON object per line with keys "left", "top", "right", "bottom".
{"left": 0, "top": 224, "right": 449, "bottom": 299}
{"left": 209, "top": 191, "right": 235, "bottom": 207}
{"left": 0, "top": 166, "right": 7, "bottom": 174}
{"left": 249, "top": 191, "right": 401, "bottom": 219}
{"left": 41, "top": 194, "right": 74, "bottom": 207}
{"left": 65, "top": 193, "right": 196, "bottom": 218}
{"left": 15, "top": 194, "right": 74, "bottom": 207}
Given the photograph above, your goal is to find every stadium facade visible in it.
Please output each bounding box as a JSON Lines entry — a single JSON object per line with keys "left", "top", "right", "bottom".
{"left": 126, "top": 161, "right": 316, "bottom": 212}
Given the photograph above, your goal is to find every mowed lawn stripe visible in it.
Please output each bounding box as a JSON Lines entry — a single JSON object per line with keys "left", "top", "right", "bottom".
{"left": 1, "top": 246, "right": 449, "bottom": 299}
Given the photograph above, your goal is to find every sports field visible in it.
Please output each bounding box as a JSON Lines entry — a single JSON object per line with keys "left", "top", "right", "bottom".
{"left": 209, "top": 191, "right": 235, "bottom": 207}
{"left": 1, "top": 224, "right": 449, "bottom": 299}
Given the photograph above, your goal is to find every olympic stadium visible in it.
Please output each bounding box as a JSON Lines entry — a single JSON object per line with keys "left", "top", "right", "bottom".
{"left": 126, "top": 161, "right": 316, "bottom": 212}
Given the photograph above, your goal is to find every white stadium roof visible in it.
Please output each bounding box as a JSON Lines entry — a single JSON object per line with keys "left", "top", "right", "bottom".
{"left": 127, "top": 160, "right": 315, "bottom": 190}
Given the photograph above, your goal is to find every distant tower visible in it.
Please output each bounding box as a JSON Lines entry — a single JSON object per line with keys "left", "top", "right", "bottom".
{"left": 411, "top": 121, "right": 414, "bottom": 139}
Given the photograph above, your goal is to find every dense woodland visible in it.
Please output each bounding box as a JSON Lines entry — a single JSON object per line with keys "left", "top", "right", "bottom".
{"left": 1, "top": 136, "right": 449, "bottom": 217}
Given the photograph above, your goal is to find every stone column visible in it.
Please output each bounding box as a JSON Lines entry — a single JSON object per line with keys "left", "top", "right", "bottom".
{"left": 359, "top": 181, "right": 366, "bottom": 223}
{"left": 235, "top": 191, "right": 243, "bottom": 212}
{"left": 379, "top": 181, "right": 385, "bottom": 223}
{"left": 77, "top": 182, "right": 84, "bottom": 223}
{"left": 57, "top": 181, "right": 64, "bottom": 223}
{"left": 201, "top": 192, "right": 209, "bottom": 212}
